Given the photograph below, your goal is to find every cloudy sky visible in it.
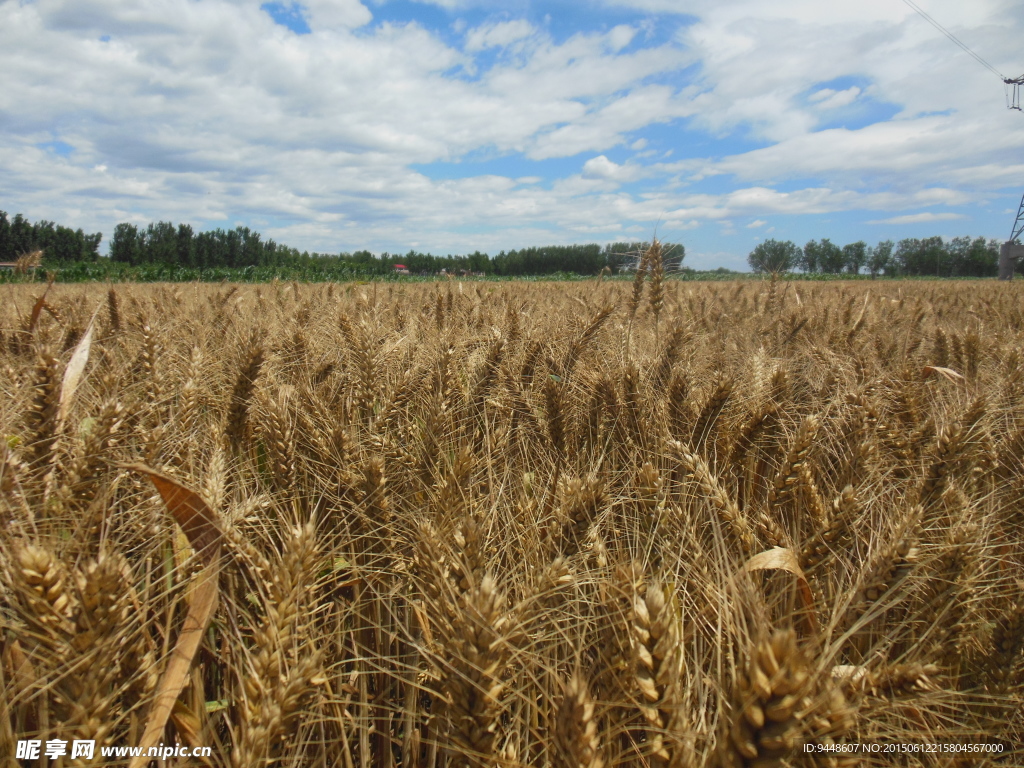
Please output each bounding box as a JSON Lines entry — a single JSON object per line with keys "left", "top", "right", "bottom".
{"left": 1, "top": 0, "right": 1022, "bottom": 269}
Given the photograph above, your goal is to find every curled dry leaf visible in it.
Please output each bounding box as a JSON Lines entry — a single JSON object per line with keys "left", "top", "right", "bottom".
{"left": 27, "top": 283, "right": 52, "bottom": 334}
{"left": 124, "top": 463, "right": 223, "bottom": 563}
{"left": 922, "top": 365, "right": 965, "bottom": 383}
{"left": 743, "top": 546, "right": 820, "bottom": 635}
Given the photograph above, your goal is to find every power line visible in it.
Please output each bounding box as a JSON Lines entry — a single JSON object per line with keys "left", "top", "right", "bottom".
{"left": 898, "top": 0, "right": 1006, "bottom": 80}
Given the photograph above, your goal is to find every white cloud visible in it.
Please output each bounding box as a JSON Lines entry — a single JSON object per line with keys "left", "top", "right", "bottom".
{"left": 668, "top": 0, "right": 1021, "bottom": 146}
{"left": 528, "top": 84, "right": 695, "bottom": 159}
{"left": 464, "top": 19, "right": 534, "bottom": 52}
{"left": 868, "top": 212, "right": 967, "bottom": 224}
{"left": 667, "top": 218, "right": 700, "bottom": 230}
{"left": 0, "top": 0, "right": 1021, "bottom": 260}
{"left": 808, "top": 86, "right": 861, "bottom": 110}
{"left": 581, "top": 155, "right": 645, "bottom": 183}
{"left": 303, "top": 0, "right": 372, "bottom": 30}
{"left": 606, "top": 24, "right": 637, "bottom": 52}
{"left": 746, "top": 219, "right": 767, "bottom": 228}
{"left": 696, "top": 115, "right": 1022, "bottom": 193}
{"left": 407, "top": 0, "right": 466, "bottom": 8}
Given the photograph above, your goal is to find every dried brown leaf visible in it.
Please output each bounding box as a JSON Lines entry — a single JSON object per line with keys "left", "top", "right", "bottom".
{"left": 744, "top": 547, "right": 820, "bottom": 635}
{"left": 126, "top": 465, "right": 223, "bottom": 768}
{"left": 922, "top": 365, "right": 965, "bottom": 383}
{"left": 129, "top": 566, "right": 219, "bottom": 768}
{"left": 27, "top": 284, "right": 51, "bottom": 334}
{"left": 125, "top": 463, "right": 223, "bottom": 563}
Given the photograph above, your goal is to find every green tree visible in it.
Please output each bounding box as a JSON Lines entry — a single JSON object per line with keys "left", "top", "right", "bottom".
{"left": 800, "top": 240, "right": 821, "bottom": 273}
{"left": 868, "top": 240, "right": 893, "bottom": 278}
{"left": 842, "top": 241, "right": 867, "bottom": 274}
{"left": 177, "top": 223, "right": 194, "bottom": 267}
{"left": 84, "top": 231, "right": 102, "bottom": 261}
{"left": 238, "top": 227, "right": 261, "bottom": 267}
{"left": 467, "top": 250, "right": 491, "bottom": 274}
{"left": 110, "top": 223, "right": 142, "bottom": 264}
{"left": 0, "top": 212, "right": 10, "bottom": 260}
{"left": 664, "top": 242, "right": 685, "bottom": 271}
{"left": 145, "top": 221, "right": 178, "bottom": 264}
{"left": 0, "top": 213, "right": 101, "bottom": 262}
{"left": 49, "top": 226, "right": 80, "bottom": 262}
{"left": 946, "top": 236, "right": 997, "bottom": 277}
{"left": 10, "top": 214, "right": 33, "bottom": 256}
{"left": 747, "top": 239, "right": 800, "bottom": 273}
{"left": 818, "top": 238, "right": 845, "bottom": 273}
{"left": 31, "top": 220, "right": 57, "bottom": 257}
{"left": 894, "top": 236, "right": 946, "bottom": 276}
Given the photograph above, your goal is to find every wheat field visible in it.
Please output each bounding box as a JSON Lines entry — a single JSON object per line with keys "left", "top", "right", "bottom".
{"left": 2, "top": 258, "right": 1024, "bottom": 766}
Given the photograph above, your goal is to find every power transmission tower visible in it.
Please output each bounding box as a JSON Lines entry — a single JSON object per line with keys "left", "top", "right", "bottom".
{"left": 1007, "top": 74, "right": 1024, "bottom": 111}
{"left": 1001, "top": 193, "right": 1024, "bottom": 280}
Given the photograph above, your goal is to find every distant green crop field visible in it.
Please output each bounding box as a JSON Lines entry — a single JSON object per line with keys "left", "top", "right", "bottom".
{"left": 0, "top": 261, "right": 1002, "bottom": 284}
{"left": 0, "top": 261, "right": 381, "bottom": 284}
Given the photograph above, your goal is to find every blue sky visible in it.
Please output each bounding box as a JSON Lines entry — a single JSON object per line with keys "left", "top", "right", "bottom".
{"left": 1, "top": 0, "right": 1022, "bottom": 269}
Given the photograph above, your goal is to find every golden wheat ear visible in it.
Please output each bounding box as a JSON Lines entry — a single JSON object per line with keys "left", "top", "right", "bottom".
{"left": 555, "top": 673, "right": 604, "bottom": 768}
{"left": 720, "top": 628, "right": 855, "bottom": 767}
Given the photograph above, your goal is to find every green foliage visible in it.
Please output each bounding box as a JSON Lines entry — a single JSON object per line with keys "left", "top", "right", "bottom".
{"left": 8, "top": 211, "right": 686, "bottom": 278}
{"left": 799, "top": 237, "right": 997, "bottom": 279}
{"left": 892, "top": 236, "right": 998, "bottom": 277}
{"left": 803, "top": 239, "right": 866, "bottom": 275}
{"left": 0, "top": 210, "right": 1007, "bottom": 281}
{"left": 842, "top": 241, "right": 867, "bottom": 274}
{"left": 0, "top": 260, "right": 379, "bottom": 284}
{"left": 111, "top": 221, "right": 284, "bottom": 269}
{"left": 110, "top": 223, "right": 141, "bottom": 264}
{"left": 747, "top": 239, "right": 800, "bottom": 273}
{"left": 894, "top": 236, "right": 946, "bottom": 276}
{"left": 0, "top": 211, "right": 101, "bottom": 263}
{"left": 804, "top": 238, "right": 845, "bottom": 273}
{"left": 868, "top": 240, "right": 893, "bottom": 278}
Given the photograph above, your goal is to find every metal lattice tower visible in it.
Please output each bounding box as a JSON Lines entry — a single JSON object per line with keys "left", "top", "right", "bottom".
{"left": 1001, "top": 194, "right": 1024, "bottom": 279}
{"left": 1003, "top": 78, "right": 1024, "bottom": 280}
{"left": 1012, "top": 193, "right": 1024, "bottom": 242}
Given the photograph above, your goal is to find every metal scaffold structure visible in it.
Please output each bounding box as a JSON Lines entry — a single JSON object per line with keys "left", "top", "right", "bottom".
{"left": 1001, "top": 193, "right": 1024, "bottom": 280}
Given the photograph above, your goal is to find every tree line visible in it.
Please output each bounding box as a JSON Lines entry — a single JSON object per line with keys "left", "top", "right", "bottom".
{"left": 748, "top": 236, "right": 1006, "bottom": 277}
{"left": 1, "top": 210, "right": 1008, "bottom": 278}
{"left": 0, "top": 211, "right": 102, "bottom": 263}
{"left": 108, "top": 222, "right": 291, "bottom": 269}
{"left": 109, "top": 223, "right": 684, "bottom": 276}
{"left": 2, "top": 212, "right": 685, "bottom": 276}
